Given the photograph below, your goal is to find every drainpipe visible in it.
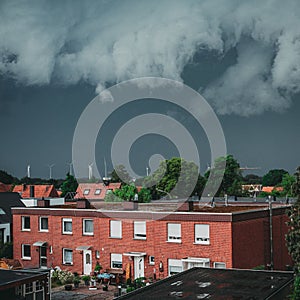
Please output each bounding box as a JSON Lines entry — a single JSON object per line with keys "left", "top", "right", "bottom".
{"left": 268, "top": 195, "right": 274, "bottom": 270}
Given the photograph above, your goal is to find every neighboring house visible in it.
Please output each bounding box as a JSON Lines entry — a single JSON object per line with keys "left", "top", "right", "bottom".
{"left": 75, "top": 182, "right": 122, "bottom": 200}
{"left": 13, "top": 184, "right": 59, "bottom": 198}
{"left": 0, "top": 268, "right": 50, "bottom": 299}
{"left": 116, "top": 267, "right": 293, "bottom": 300}
{"left": 262, "top": 186, "right": 284, "bottom": 193}
{"left": 0, "top": 258, "right": 23, "bottom": 270}
{"left": 0, "top": 183, "right": 12, "bottom": 193}
{"left": 12, "top": 200, "right": 292, "bottom": 281}
{"left": 0, "top": 193, "right": 25, "bottom": 244}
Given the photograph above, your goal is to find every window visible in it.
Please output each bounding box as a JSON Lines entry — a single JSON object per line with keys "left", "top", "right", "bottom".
{"left": 22, "top": 216, "right": 30, "bottom": 231}
{"left": 168, "top": 259, "right": 183, "bottom": 276}
{"left": 149, "top": 256, "right": 155, "bottom": 265}
{"left": 25, "top": 283, "right": 33, "bottom": 295}
{"left": 214, "top": 262, "right": 226, "bottom": 269}
{"left": 63, "top": 248, "right": 73, "bottom": 264}
{"left": 39, "top": 217, "right": 48, "bottom": 231}
{"left": 83, "top": 189, "right": 90, "bottom": 195}
{"left": 182, "top": 257, "right": 210, "bottom": 270}
{"left": 195, "top": 224, "right": 210, "bottom": 245}
{"left": 167, "top": 223, "right": 181, "bottom": 242}
{"left": 94, "top": 189, "right": 101, "bottom": 195}
{"left": 134, "top": 221, "right": 146, "bottom": 239}
{"left": 106, "top": 189, "right": 113, "bottom": 194}
{"left": 62, "top": 218, "right": 72, "bottom": 234}
{"left": 111, "top": 253, "right": 122, "bottom": 269}
{"left": 22, "top": 244, "right": 31, "bottom": 259}
{"left": 83, "top": 219, "right": 94, "bottom": 235}
{"left": 110, "top": 220, "right": 122, "bottom": 238}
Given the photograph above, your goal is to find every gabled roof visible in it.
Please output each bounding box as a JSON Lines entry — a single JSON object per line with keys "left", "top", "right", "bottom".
{"left": 12, "top": 184, "right": 59, "bottom": 198}
{"left": 75, "top": 182, "right": 122, "bottom": 200}
{"left": 262, "top": 186, "right": 284, "bottom": 193}
{"left": 0, "top": 192, "right": 25, "bottom": 224}
{"left": 0, "top": 182, "right": 12, "bottom": 193}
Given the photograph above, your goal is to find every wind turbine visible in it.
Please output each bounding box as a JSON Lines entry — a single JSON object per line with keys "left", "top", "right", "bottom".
{"left": 27, "top": 165, "right": 31, "bottom": 178}
{"left": 47, "top": 164, "right": 55, "bottom": 179}
{"left": 88, "top": 163, "right": 93, "bottom": 180}
{"left": 67, "top": 162, "right": 73, "bottom": 175}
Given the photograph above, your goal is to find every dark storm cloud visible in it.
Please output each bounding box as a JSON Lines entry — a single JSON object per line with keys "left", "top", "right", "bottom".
{"left": 1, "top": 0, "right": 300, "bottom": 116}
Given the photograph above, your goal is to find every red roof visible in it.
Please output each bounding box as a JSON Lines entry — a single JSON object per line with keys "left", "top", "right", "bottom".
{"left": 261, "top": 186, "right": 284, "bottom": 193}
{"left": 75, "top": 182, "right": 122, "bottom": 200}
{"left": 13, "top": 184, "right": 59, "bottom": 198}
{"left": 0, "top": 182, "right": 12, "bottom": 193}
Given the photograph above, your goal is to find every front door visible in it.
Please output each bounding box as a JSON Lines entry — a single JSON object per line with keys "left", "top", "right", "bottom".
{"left": 83, "top": 250, "right": 92, "bottom": 275}
{"left": 134, "top": 256, "right": 144, "bottom": 279}
{"left": 40, "top": 246, "right": 47, "bottom": 268}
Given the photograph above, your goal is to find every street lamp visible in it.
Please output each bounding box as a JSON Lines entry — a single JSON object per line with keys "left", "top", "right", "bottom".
{"left": 156, "top": 188, "right": 172, "bottom": 200}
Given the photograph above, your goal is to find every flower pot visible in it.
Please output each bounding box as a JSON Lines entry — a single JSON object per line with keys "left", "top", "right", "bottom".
{"left": 74, "top": 282, "right": 79, "bottom": 288}
{"left": 64, "top": 284, "right": 72, "bottom": 291}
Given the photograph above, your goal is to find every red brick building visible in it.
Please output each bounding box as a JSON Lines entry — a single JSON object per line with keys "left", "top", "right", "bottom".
{"left": 75, "top": 183, "right": 122, "bottom": 200}
{"left": 12, "top": 201, "right": 292, "bottom": 281}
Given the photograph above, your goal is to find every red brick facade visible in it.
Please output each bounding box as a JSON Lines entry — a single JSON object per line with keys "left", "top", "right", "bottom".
{"left": 12, "top": 206, "right": 292, "bottom": 280}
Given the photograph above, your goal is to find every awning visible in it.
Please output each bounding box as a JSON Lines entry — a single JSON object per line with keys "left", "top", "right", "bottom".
{"left": 123, "top": 252, "right": 146, "bottom": 257}
{"left": 33, "top": 241, "right": 47, "bottom": 247}
{"left": 181, "top": 257, "right": 210, "bottom": 263}
{"left": 76, "top": 246, "right": 92, "bottom": 251}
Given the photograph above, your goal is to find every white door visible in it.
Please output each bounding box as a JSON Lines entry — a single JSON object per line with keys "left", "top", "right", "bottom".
{"left": 134, "top": 256, "right": 144, "bottom": 279}
{"left": 83, "top": 250, "right": 92, "bottom": 275}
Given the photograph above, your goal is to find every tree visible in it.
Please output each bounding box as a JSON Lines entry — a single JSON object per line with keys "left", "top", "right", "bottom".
{"left": 286, "top": 167, "right": 300, "bottom": 273}
{"left": 60, "top": 173, "right": 78, "bottom": 197}
{"left": 262, "top": 169, "right": 288, "bottom": 186}
{"left": 0, "top": 170, "right": 17, "bottom": 184}
{"left": 143, "top": 157, "right": 199, "bottom": 199}
{"left": 138, "top": 188, "right": 151, "bottom": 203}
{"left": 281, "top": 173, "right": 296, "bottom": 197}
{"left": 243, "top": 174, "right": 262, "bottom": 184}
{"left": 110, "top": 165, "right": 131, "bottom": 184}
{"left": 205, "top": 155, "right": 243, "bottom": 196}
{"left": 113, "top": 184, "right": 137, "bottom": 201}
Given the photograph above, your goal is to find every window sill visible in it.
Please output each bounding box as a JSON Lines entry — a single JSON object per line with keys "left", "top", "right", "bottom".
{"left": 133, "top": 237, "right": 147, "bottom": 241}
{"left": 167, "top": 240, "right": 182, "bottom": 243}
{"left": 62, "top": 232, "right": 73, "bottom": 235}
{"left": 193, "top": 242, "right": 210, "bottom": 245}
{"left": 39, "top": 230, "right": 49, "bottom": 232}
{"left": 21, "top": 229, "right": 31, "bottom": 232}
{"left": 83, "top": 233, "right": 94, "bottom": 236}
{"left": 109, "top": 237, "right": 122, "bottom": 239}
{"left": 22, "top": 257, "right": 31, "bottom": 261}
{"left": 63, "top": 263, "right": 73, "bottom": 266}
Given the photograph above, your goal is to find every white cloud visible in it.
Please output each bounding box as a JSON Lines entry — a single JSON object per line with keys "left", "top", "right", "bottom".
{"left": 0, "top": 0, "right": 300, "bottom": 115}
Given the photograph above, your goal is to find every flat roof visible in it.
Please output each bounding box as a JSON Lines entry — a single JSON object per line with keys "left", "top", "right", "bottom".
{"left": 117, "top": 268, "right": 293, "bottom": 299}
{"left": 0, "top": 269, "right": 48, "bottom": 291}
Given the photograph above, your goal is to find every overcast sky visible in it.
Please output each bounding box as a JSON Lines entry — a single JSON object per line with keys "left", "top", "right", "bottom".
{"left": 0, "top": 0, "right": 299, "bottom": 179}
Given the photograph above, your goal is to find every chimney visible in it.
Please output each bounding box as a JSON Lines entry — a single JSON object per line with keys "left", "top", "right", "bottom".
{"left": 37, "top": 198, "right": 50, "bottom": 208}
{"left": 30, "top": 185, "right": 35, "bottom": 198}
{"left": 77, "top": 199, "right": 90, "bottom": 209}
{"left": 23, "top": 184, "right": 27, "bottom": 191}
{"left": 177, "top": 199, "right": 194, "bottom": 212}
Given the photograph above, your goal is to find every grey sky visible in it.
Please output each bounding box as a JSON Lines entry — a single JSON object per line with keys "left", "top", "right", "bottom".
{"left": 0, "top": 0, "right": 299, "bottom": 178}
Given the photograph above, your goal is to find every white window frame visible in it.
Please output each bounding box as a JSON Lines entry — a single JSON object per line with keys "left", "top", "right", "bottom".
{"left": 168, "top": 259, "right": 183, "bottom": 276}
{"left": 110, "top": 220, "right": 122, "bottom": 238}
{"left": 214, "top": 262, "right": 226, "bottom": 269}
{"left": 111, "top": 253, "right": 122, "bottom": 269}
{"left": 167, "top": 223, "right": 181, "bottom": 243}
{"left": 149, "top": 256, "right": 155, "bottom": 265}
{"left": 194, "top": 224, "right": 210, "bottom": 245}
{"left": 134, "top": 221, "right": 146, "bottom": 240}
{"left": 22, "top": 244, "right": 31, "bottom": 260}
{"left": 39, "top": 217, "right": 49, "bottom": 232}
{"left": 83, "top": 219, "right": 94, "bottom": 235}
{"left": 94, "top": 189, "right": 101, "bottom": 195}
{"left": 63, "top": 248, "right": 73, "bottom": 265}
{"left": 21, "top": 216, "right": 30, "bottom": 231}
{"left": 83, "top": 189, "right": 90, "bottom": 195}
{"left": 62, "top": 218, "right": 72, "bottom": 234}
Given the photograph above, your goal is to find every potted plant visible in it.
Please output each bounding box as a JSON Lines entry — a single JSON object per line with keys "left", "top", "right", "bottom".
{"left": 73, "top": 276, "right": 81, "bottom": 288}
{"left": 94, "top": 261, "right": 102, "bottom": 274}
{"left": 81, "top": 275, "right": 91, "bottom": 286}
{"left": 64, "top": 277, "right": 74, "bottom": 291}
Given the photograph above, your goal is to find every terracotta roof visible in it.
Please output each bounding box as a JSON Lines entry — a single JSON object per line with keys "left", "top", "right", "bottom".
{"left": 12, "top": 185, "right": 59, "bottom": 198}
{"left": 261, "top": 186, "right": 284, "bottom": 193}
{"left": 75, "top": 182, "right": 122, "bottom": 200}
{"left": 0, "top": 183, "right": 12, "bottom": 193}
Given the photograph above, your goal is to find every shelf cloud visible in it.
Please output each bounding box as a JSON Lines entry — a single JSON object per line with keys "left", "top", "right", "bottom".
{"left": 0, "top": 0, "right": 299, "bottom": 115}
